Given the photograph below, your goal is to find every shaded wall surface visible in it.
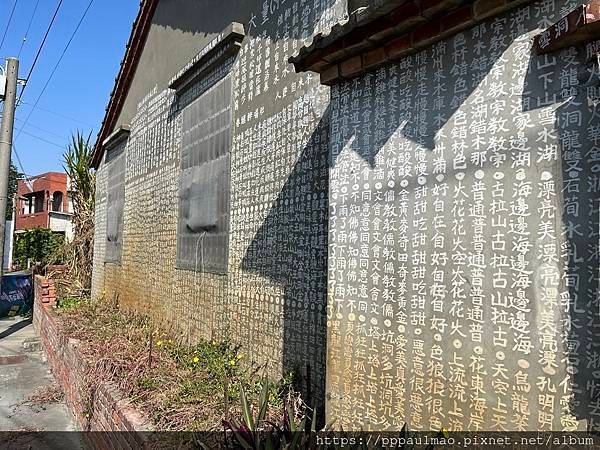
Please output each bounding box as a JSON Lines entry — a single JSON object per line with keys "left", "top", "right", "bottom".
{"left": 93, "top": 0, "right": 346, "bottom": 413}
{"left": 327, "top": 0, "right": 600, "bottom": 431}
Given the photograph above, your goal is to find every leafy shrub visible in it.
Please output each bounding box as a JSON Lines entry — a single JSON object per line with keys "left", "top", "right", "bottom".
{"left": 62, "top": 132, "right": 95, "bottom": 295}
{"left": 56, "top": 296, "right": 84, "bottom": 309}
{"left": 13, "top": 228, "right": 64, "bottom": 269}
{"left": 223, "top": 379, "right": 325, "bottom": 449}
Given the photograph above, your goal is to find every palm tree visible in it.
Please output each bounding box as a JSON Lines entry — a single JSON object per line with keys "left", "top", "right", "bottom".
{"left": 61, "top": 131, "right": 96, "bottom": 295}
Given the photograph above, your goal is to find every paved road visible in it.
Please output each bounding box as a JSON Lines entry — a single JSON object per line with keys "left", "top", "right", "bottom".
{"left": 0, "top": 316, "right": 83, "bottom": 448}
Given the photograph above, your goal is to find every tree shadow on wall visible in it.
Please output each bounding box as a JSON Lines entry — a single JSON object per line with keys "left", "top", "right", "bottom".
{"left": 522, "top": 45, "right": 600, "bottom": 431}
{"left": 240, "top": 106, "right": 331, "bottom": 419}
{"left": 238, "top": 17, "right": 519, "bottom": 424}
{"left": 320, "top": 11, "right": 600, "bottom": 432}
{"left": 327, "top": 21, "right": 520, "bottom": 170}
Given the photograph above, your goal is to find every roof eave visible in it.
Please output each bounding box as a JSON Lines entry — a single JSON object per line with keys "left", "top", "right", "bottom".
{"left": 90, "top": 0, "right": 159, "bottom": 169}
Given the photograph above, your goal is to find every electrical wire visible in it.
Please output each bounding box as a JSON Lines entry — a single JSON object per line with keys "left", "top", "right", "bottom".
{"left": 0, "top": 0, "right": 18, "bottom": 52}
{"left": 10, "top": 143, "right": 33, "bottom": 191}
{"left": 17, "top": 0, "right": 41, "bottom": 59}
{"left": 16, "top": 0, "right": 95, "bottom": 144}
{"left": 18, "top": 101, "right": 95, "bottom": 128}
{"left": 0, "top": 114, "right": 68, "bottom": 141}
{"left": 2, "top": 0, "right": 65, "bottom": 193}
{"left": 15, "top": 128, "right": 63, "bottom": 149}
{"left": 17, "top": 0, "right": 64, "bottom": 105}
{"left": 14, "top": 117, "right": 66, "bottom": 140}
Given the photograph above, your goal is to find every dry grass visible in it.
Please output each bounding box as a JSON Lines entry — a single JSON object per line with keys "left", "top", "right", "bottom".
{"left": 55, "top": 297, "right": 303, "bottom": 432}
{"left": 47, "top": 190, "right": 95, "bottom": 299}
{"left": 26, "top": 383, "right": 65, "bottom": 405}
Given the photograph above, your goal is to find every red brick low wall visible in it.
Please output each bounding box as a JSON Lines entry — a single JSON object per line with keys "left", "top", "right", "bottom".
{"left": 34, "top": 275, "right": 57, "bottom": 308}
{"left": 33, "top": 284, "right": 154, "bottom": 447}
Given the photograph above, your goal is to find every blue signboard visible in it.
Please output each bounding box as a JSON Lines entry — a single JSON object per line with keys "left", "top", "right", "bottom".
{"left": 0, "top": 273, "right": 33, "bottom": 317}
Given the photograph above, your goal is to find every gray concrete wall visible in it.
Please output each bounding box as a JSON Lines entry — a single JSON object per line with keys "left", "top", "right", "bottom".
{"left": 326, "top": 0, "right": 600, "bottom": 432}
{"left": 93, "top": 0, "right": 600, "bottom": 431}
{"left": 115, "top": 0, "right": 253, "bottom": 130}
{"left": 93, "top": 0, "right": 347, "bottom": 415}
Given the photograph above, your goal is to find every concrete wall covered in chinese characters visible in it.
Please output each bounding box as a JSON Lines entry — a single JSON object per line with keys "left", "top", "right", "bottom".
{"left": 93, "top": 0, "right": 346, "bottom": 414}
{"left": 326, "top": 0, "right": 600, "bottom": 431}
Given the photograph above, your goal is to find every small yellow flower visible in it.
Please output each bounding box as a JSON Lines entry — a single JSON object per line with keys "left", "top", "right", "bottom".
{"left": 193, "top": 357, "right": 200, "bottom": 363}
{"left": 229, "top": 359, "right": 236, "bottom": 366}
{"left": 156, "top": 340, "right": 163, "bottom": 347}
{"left": 237, "top": 354, "right": 243, "bottom": 360}
{"left": 168, "top": 340, "right": 173, "bottom": 344}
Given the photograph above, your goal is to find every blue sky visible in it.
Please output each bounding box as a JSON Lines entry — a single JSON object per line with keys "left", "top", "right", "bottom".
{"left": 0, "top": 0, "right": 139, "bottom": 175}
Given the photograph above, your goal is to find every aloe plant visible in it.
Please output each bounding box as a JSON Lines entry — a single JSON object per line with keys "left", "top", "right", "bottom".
{"left": 222, "top": 380, "right": 446, "bottom": 449}
{"left": 223, "top": 380, "right": 274, "bottom": 449}
{"left": 223, "top": 379, "right": 318, "bottom": 449}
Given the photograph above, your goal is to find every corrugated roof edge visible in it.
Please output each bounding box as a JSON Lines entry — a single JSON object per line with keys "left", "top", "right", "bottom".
{"left": 289, "top": 0, "right": 411, "bottom": 68}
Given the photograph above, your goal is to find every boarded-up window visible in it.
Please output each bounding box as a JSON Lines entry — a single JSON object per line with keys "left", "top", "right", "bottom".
{"left": 176, "top": 75, "right": 231, "bottom": 274}
{"left": 105, "top": 139, "right": 126, "bottom": 264}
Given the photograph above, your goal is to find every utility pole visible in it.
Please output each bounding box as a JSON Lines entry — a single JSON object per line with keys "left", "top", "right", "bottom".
{"left": 0, "top": 57, "right": 19, "bottom": 284}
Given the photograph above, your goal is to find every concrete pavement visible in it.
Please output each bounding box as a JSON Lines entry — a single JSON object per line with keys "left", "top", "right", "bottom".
{"left": 0, "top": 315, "right": 82, "bottom": 448}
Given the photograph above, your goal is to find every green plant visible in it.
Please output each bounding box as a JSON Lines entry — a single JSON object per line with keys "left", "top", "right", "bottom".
{"left": 64, "top": 132, "right": 95, "bottom": 210}
{"left": 60, "top": 131, "right": 96, "bottom": 296}
{"left": 55, "top": 298, "right": 298, "bottom": 432}
{"left": 7, "top": 162, "right": 23, "bottom": 221}
{"left": 13, "top": 228, "right": 64, "bottom": 268}
{"left": 223, "top": 380, "right": 327, "bottom": 450}
{"left": 56, "top": 296, "right": 84, "bottom": 309}
{"left": 223, "top": 382, "right": 448, "bottom": 450}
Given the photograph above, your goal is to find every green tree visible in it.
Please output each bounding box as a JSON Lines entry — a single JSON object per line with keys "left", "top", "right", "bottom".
{"left": 6, "top": 162, "right": 23, "bottom": 221}
{"left": 13, "top": 228, "right": 64, "bottom": 269}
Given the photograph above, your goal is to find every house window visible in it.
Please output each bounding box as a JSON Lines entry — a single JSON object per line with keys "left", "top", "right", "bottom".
{"left": 176, "top": 74, "right": 231, "bottom": 274}
{"left": 105, "top": 138, "right": 126, "bottom": 264}
{"left": 52, "top": 191, "right": 63, "bottom": 212}
{"left": 35, "top": 192, "right": 45, "bottom": 213}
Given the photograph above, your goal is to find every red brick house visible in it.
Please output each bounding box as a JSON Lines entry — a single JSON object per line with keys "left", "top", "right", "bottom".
{"left": 15, "top": 172, "right": 73, "bottom": 240}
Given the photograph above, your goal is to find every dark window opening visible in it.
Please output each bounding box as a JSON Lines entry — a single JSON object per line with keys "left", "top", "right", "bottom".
{"left": 35, "top": 193, "right": 44, "bottom": 213}
{"left": 22, "top": 192, "right": 45, "bottom": 214}
{"left": 51, "top": 191, "right": 63, "bottom": 212}
{"left": 176, "top": 74, "right": 232, "bottom": 274}
{"left": 105, "top": 139, "right": 126, "bottom": 264}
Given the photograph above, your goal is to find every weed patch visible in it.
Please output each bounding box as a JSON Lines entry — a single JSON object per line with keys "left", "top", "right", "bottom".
{"left": 55, "top": 298, "right": 303, "bottom": 431}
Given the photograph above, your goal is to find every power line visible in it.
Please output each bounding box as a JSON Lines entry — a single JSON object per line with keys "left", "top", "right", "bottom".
{"left": 18, "top": 101, "right": 95, "bottom": 128}
{"left": 17, "top": 0, "right": 64, "bottom": 105}
{"left": 16, "top": 128, "right": 64, "bottom": 149}
{"left": 0, "top": 113, "right": 68, "bottom": 140}
{"left": 0, "top": 0, "right": 18, "bottom": 52}
{"left": 16, "top": 0, "right": 95, "bottom": 144}
{"left": 15, "top": 117, "right": 67, "bottom": 140}
{"left": 17, "top": 0, "right": 41, "bottom": 59}
{"left": 10, "top": 144, "right": 33, "bottom": 190}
